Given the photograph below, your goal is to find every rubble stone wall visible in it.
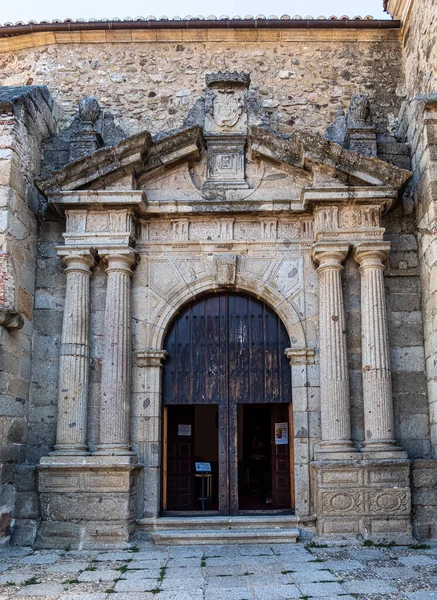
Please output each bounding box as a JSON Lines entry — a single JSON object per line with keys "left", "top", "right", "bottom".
{"left": 0, "top": 30, "right": 404, "bottom": 139}
{"left": 0, "top": 87, "right": 56, "bottom": 544}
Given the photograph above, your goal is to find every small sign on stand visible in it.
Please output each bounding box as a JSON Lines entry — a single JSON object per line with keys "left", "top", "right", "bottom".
{"left": 195, "top": 462, "right": 211, "bottom": 473}
{"left": 195, "top": 463, "right": 212, "bottom": 511}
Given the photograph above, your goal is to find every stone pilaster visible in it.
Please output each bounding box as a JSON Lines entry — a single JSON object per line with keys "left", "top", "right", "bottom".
{"left": 53, "top": 251, "right": 94, "bottom": 455}
{"left": 312, "top": 243, "right": 356, "bottom": 457}
{"left": 96, "top": 251, "right": 136, "bottom": 456}
{"left": 135, "top": 350, "right": 167, "bottom": 519}
{"left": 355, "top": 241, "right": 403, "bottom": 456}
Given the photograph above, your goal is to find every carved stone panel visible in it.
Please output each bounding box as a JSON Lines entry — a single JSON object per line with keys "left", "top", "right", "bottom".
{"left": 203, "top": 137, "right": 248, "bottom": 189}
{"left": 214, "top": 254, "right": 237, "bottom": 285}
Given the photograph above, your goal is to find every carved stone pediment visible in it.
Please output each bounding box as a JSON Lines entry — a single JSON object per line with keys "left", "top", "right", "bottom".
{"left": 38, "top": 75, "right": 412, "bottom": 226}
{"left": 37, "top": 70, "right": 411, "bottom": 210}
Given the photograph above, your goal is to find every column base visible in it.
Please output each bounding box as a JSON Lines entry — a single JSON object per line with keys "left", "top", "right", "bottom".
{"left": 51, "top": 445, "right": 89, "bottom": 456}
{"left": 37, "top": 455, "right": 140, "bottom": 549}
{"left": 311, "top": 458, "right": 413, "bottom": 543}
{"left": 361, "top": 441, "right": 407, "bottom": 460}
{"left": 315, "top": 441, "right": 359, "bottom": 461}
{"left": 94, "top": 444, "right": 137, "bottom": 457}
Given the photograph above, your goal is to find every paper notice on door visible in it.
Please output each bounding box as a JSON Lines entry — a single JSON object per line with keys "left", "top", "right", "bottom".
{"left": 275, "top": 422, "right": 288, "bottom": 445}
{"left": 178, "top": 424, "right": 192, "bottom": 436}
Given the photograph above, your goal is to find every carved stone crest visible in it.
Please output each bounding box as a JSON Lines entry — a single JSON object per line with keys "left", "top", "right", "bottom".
{"left": 214, "top": 255, "right": 237, "bottom": 285}
{"left": 339, "top": 209, "right": 362, "bottom": 230}
{"left": 210, "top": 89, "right": 243, "bottom": 128}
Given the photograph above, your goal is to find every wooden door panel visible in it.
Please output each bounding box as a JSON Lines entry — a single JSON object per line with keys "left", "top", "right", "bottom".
{"left": 271, "top": 404, "right": 292, "bottom": 509}
{"left": 163, "top": 293, "right": 293, "bottom": 513}
{"left": 166, "top": 406, "right": 195, "bottom": 511}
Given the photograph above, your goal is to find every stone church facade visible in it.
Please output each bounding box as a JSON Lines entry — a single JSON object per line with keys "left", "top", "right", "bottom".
{"left": 0, "top": 0, "right": 437, "bottom": 548}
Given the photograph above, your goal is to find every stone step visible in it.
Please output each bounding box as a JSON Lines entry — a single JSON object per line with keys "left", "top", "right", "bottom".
{"left": 138, "top": 514, "right": 301, "bottom": 532}
{"left": 151, "top": 528, "right": 300, "bottom": 545}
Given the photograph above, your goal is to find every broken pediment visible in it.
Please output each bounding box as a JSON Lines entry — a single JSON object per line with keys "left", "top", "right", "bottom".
{"left": 37, "top": 72, "right": 412, "bottom": 216}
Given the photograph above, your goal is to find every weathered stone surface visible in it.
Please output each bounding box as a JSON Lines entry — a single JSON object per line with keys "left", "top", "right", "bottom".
{"left": 0, "top": 7, "right": 436, "bottom": 547}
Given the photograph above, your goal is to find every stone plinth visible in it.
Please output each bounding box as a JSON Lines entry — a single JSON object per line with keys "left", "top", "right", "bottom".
{"left": 411, "top": 459, "right": 437, "bottom": 540}
{"left": 36, "top": 456, "right": 139, "bottom": 549}
{"left": 311, "top": 459, "right": 412, "bottom": 542}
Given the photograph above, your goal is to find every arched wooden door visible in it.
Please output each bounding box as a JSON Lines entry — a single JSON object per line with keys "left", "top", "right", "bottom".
{"left": 162, "top": 292, "right": 293, "bottom": 515}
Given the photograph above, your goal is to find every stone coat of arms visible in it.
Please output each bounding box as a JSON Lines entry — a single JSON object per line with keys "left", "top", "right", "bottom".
{"left": 211, "top": 89, "right": 243, "bottom": 127}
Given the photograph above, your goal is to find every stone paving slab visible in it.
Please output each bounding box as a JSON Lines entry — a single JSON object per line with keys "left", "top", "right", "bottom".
{"left": 16, "top": 583, "right": 65, "bottom": 596}
{"left": 1, "top": 541, "right": 437, "bottom": 599}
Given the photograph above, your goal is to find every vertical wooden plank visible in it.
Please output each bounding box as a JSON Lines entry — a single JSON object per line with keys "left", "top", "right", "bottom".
{"left": 248, "top": 296, "right": 264, "bottom": 403}
{"left": 176, "top": 305, "right": 191, "bottom": 404}
{"left": 280, "top": 314, "right": 292, "bottom": 403}
{"left": 227, "top": 294, "right": 239, "bottom": 513}
{"left": 163, "top": 316, "right": 177, "bottom": 404}
{"left": 191, "top": 299, "right": 203, "bottom": 404}
{"left": 166, "top": 405, "right": 195, "bottom": 510}
{"left": 218, "top": 294, "right": 229, "bottom": 515}
{"left": 229, "top": 397, "right": 239, "bottom": 514}
{"left": 289, "top": 403, "right": 295, "bottom": 511}
{"left": 271, "top": 404, "right": 292, "bottom": 508}
{"left": 162, "top": 405, "right": 168, "bottom": 510}
{"left": 205, "top": 295, "right": 221, "bottom": 403}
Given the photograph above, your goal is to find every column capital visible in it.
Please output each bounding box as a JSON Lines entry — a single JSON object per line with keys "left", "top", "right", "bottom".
{"left": 355, "top": 241, "right": 391, "bottom": 269}
{"left": 136, "top": 349, "right": 168, "bottom": 368}
{"left": 311, "top": 242, "right": 350, "bottom": 271}
{"left": 285, "top": 347, "right": 315, "bottom": 366}
{"left": 57, "top": 248, "right": 96, "bottom": 274}
{"left": 100, "top": 249, "right": 137, "bottom": 275}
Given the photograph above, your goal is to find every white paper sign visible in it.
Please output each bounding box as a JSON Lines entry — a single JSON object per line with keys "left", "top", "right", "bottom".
{"left": 178, "top": 424, "right": 192, "bottom": 436}
{"left": 275, "top": 422, "right": 288, "bottom": 445}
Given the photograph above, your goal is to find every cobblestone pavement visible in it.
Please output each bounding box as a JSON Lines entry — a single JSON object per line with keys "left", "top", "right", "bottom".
{"left": 1, "top": 540, "right": 437, "bottom": 599}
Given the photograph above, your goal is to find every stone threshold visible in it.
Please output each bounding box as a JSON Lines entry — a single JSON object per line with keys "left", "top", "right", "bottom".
{"left": 138, "top": 514, "right": 315, "bottom": 544}
{"left": 151, "top": 528, "right": 300, "bottom": 545}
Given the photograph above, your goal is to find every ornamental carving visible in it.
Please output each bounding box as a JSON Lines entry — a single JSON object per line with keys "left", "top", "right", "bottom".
{"left": 322, "top": 491, "right": 364, "bottom": 514}
{"left": 210, "top": 89, "right": 243, "bottom": 128}
{"left": 339, "top": 209, "right": 362, "bottom": 230}
{"left": 172, "top": 219, "right": 189, "bottom": 241}
{"left": 214, "top": 255, "right": 237, "bottom": 285}
{"left": 368, "top": 490, "right": 410, "bottom": 514}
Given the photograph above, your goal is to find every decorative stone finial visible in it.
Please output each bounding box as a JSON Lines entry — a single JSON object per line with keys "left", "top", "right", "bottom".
{"left": 325, "top": 109, "right": 347, "bottom": 145}
{"left": 70, "top": 97, "right": 103, "bottom": 162}
{"left": 345, "top": 94, "right": 377, "bottom": 157}
{"left": 347, "top": 94, "right": 371, "bottom": 127}
{"left": 78, "top": 96, "right": 101, "bottom": 125}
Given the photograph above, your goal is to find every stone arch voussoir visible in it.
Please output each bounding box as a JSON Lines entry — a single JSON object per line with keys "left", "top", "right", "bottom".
{"left": 148, "top": 274, "right": 306, "bottom": 352}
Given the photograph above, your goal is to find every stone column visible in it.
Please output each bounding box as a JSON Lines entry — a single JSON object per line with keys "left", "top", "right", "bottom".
{"left": 355, "top": 241, "right": 401, "bottom": 455}
{"left": 312, "top": 243, "right": 356, "bottom": 457}
{"left": 53, "top": 251, "right": 94, "bottom": 455}
{"left": 95, "top": 251, "right": 136, "bottom": 456}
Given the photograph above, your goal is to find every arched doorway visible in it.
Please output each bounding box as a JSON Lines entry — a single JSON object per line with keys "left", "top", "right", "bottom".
{"left": 162, "top": 292, "right": 293, "bottom": 515}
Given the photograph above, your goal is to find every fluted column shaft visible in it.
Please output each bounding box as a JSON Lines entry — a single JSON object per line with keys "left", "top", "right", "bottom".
{"left": 312, "top": 243, "right": 355, "bottom": 456}
{"left": 96, "top": 251, "right": 135, "bottom": 455}
{"left": 54, "top": 252, "right": 94, "bottom": 455}
{"left": 355, "top": 242, "right": 399, "bottom": 452}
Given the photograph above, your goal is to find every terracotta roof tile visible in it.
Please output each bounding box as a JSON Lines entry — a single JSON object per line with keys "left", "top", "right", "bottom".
{"left": 1, "top": 14, "right": 383, "bottom": 27}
